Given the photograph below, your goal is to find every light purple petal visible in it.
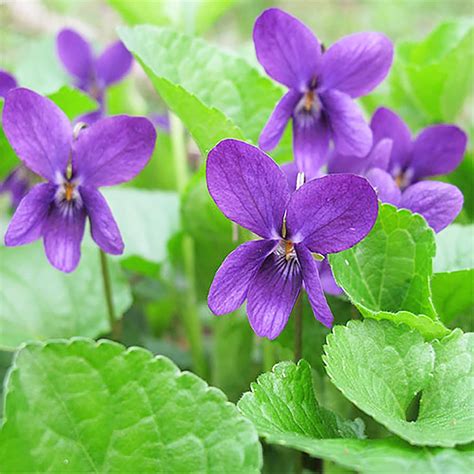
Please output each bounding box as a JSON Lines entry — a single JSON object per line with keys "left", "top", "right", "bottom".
{"left": 0, "top": 167, "right": 31, "bottom": 209}
{"left": 0, "top": 70, "right": 17, "bottom": 98}
{"left": 73, "top": 115, "right": 156, "bottom": 187}
{"left": 370, "top": 107, "right": 412, "bottom": 172}
{"left": 43, "top": 205, "right": 87, "bottom": 273}
{"left": 253, "top": 8, "right": 321, "bottom": 90}
{"left": 365, "top": 168, "right": 401, "bottom": 205}
{"left": 411, "top": 125, "right": 467, "bottom": 180}
{"left": 95, "top": 41, "right": 133, "bottom": 86}
{"left": 321, "top": 89, "right": 372, "bottom": 157}
{"left": 80, "top": 186, "right": 124, "bottom": 255}
{"left": 400, "top": 181, "right": 463, "bottom": 233}
{"left": 281, "top": 161, "right": 299, "bottom": 190}
{"left": 296, "top": 245, "right": 334, "bottom": 327}
{"left": 4, "top": 183, "right": 56, "bottom": 246}
{"left": 259, "top": 90, "right": 301, "bottom": 151}
{"left": 208, "top": 239, "right": 277, "bottom": 315}
{"left": 293, "top": 112, "right": 330, "bottom": 177}
{"left": 206, "top": 139, "right": 290, "bottom": 239}
{"left": 75, "top": 107, "right": 104, "bottom": 126}
{"left": 3, "top": 88, "right": 72, "bottom": 181}
{"left": 319, "top": 32, "right": 393, "bottom": 98}
{"left": 149, "top": 113, "right": 170, "bottom": 132}
{"left": 318, "top": 260, "right": 343, "bottom": 296}
{"left": 286, "top": 174, "right": 378, "bottom": 254}
{"left": 56, "top": 29, "right": 94, "bottom": 81}
{"left": 247, "top": 251, "right": 302, "bottom": 339}
{"left": 366, "top": 138, "right": 392, "bottom": 170}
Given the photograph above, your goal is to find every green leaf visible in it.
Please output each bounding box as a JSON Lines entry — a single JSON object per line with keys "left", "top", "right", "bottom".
{"left": 432, "top": 224, "right": 474, "bottom": 325}
{"left": 238, "top": 360, "right": 363, "bottom": 441}
{"left": 47, "top": 86, "right": 98, "bottom": 121}
{"left": 329, "top": 204, "right": 448, "bottom": 339}
{"left": 0, "top": 338, "right": 262, "bottom": 472}
{"left": 324, "top": 319, "right": 474, "bottom": 447}
{"left": 0, "top": 244, "right": 132, "bottom": 350}
{"left": 108, "top": 0, "right": 237, "bottom": 35}
{"left": 102, "top": 188, "right": 180, "bottom": 265}
{"left": 444, "top": 152, "right": 474, "bottom": 221}
{"left": 0, "top": 127, "right": 18, "bottom": 180}
{"left": 14, "top": 36, "right": 69, "bottom": 95}
{"left": 118, "top": 25, "right": 284, "bottom": 153}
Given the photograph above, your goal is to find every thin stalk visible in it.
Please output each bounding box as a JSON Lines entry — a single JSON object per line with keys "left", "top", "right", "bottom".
{"left": 169, "top": 112, "right": 207, "bottom": 378}
{"left": 294, "top": 294, "right": 303, "bottom": 362}
{"left": 262, "top": 339, "right": 274, "bottom": 372}
{"left": 99, "top": 250, "right": 121, "bottom": 341}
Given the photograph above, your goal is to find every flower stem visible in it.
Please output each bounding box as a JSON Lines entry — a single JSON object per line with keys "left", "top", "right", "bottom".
{"left": 294, "top": 294, "right": 303, "bottom": 362}
{"left": 169, "top": 112, "right": 207, "bottom": 378}
{"left": 99, "top": 250, "right": 121, "bottom": 341}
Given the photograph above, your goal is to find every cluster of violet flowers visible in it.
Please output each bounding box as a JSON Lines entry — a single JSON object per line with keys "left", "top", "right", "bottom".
{"left": 205, "top": 8, "right": 467, "bottom": 339}
{"left": 1, "top": 9, "right": 468, "bottom": 341}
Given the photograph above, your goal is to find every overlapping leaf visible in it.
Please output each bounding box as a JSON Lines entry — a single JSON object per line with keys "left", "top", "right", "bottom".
{"left": 329, "top": 204, "right": 448, "bottom": 339}
{"left": 324, "top": 319, "right": 473, "bottom": 447}
{"left": 0, "top": 243, "right": 131, "bottom": 350}
{"left": 0, "top": 338, "right": 262, "bottom": 472}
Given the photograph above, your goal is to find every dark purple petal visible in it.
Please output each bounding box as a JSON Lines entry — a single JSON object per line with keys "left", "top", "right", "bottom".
{"left": 253, "top": 8, "right": 322, "bottom": 90}
{"left": 286, "top": 174, "right": 378, "bottom": 254}
{"left": 319, "top": 32, "right": 393, "bottom": 98}
{"left": 247, "top": 251, "right": 302, "bottom": 339}
{"left": 281, "top": 161, "right": 299, "bottom": 190}
{"left": 293, "top": 112, "right": 330, "bottom": 177}
{"left": 370, "top": 107, "right": 412, "bottom": 172}
{"left": 43, "top": 205, "right": 87, "bottom": 272}
{"left": 411, "top": 125, "right": 467, "bottom": 180}
{"left": 208, "top": 239, "right": 277, "bottom": 315}
{"left": 3, "top": 88, "right": 72, "bottom": 181}
{"left": 318, "top": 260, "right": 343, "bottom": 296}
{"left": 321, "top": 89, "right": 372, "bottom": 157}
{"left": 327, "top": 150, "right": 362, "bottom": 174}
{"left": 296, "top": 245, "right": 334, "bottom": 327}
{"left": 0, "top": 167, "right": 31, "bottom": 209}
{"left": 56, "top": 29, "right": 93, "bottom": 81}
{"left": 95, "top": 41, "right": 133, "bottom": 86}
{"left": 80, "top": 186, "right": 124, "bottom": 255}
{"left": 400, "top": 181, "right": 463, "bottom": 233}
{"left": 0, "top": 70, "right": 17, "bottom": 98}
{"left": 365, "top": 168, "right": 401, "bottom": 205}
{"left": 206, "top": 139, "right": 290, "bottom": 239}
{"left": 4, "top": 183, "right": 56, "bottom": 246}
{"left": 259, "top": 90, "right": 301, "bottom": 151}
{"left": 73, "top": 115, "right": 156, "bottom": 187}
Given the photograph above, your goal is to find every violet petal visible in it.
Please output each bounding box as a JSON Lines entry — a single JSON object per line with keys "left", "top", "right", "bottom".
{"left": 365, "top": 168, "right": 401, "bottom": 205}
{"left": 81, "top": 185, "right": 124, "bottom": 255}
{"left": 206, "top": 139, "right": 290, "bottom": 239}
{"left": 0, "top": 70, "right": 17, "bottom": 99}
{"left": 4, "top": 183, "right": 56, "bottom": 246}
{"left": 56, "top": 28, "right": 94, "bottom": 81}
{"left": 247, "top": 251, "right": 302, "bottom": 339}
{"left": 73, "top": 115, "right": 156, "bottom": 187}
{"left": 321, "top": 89, "right": 372, "bottom": 157}
{"left": 400, "top": 181, "right": 463, "bottom": 233}
{"left": 320, "top": 32, "right": 393, "bottom": 98}
{"left": 253, "top": 8, "right": 321, "bottom": 90}
{"left": 208, "top": 239, "right": 277, "bottom": 315}
{"left": 259, "top": 90, "right": 301, "bottom": 151}
{"left": 3, "top": 88, "right": 72, "bottom": 181}
{"left": 286, "top": 174, "right": 378, "bottom": 254}
{"left": 296, "top": 245, "right": 334, "bottom": 327}
{"left": 95, "top": 41, "right": 133, "bottom": 87}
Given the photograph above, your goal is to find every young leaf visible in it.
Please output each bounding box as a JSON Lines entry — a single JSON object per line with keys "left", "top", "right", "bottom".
{"left": 324, "top": 319, "right": 474, "bottom": 447}
{"left": 0, "top": 243, "right": 132, "bottom": 350}
{"left": 0, "top": 338, "right": 262, "bottom": 472}
{"left": 432, "top": 224, "right": 474, "bottom": 324}
{"left": 238, "top": 360, "right": 364, "bottom": 441}
{"left": 329, "top": 204, "right": 448, "bottom": 339}
{"left": 118, "top": 25, "right": 285, "bottom": 153}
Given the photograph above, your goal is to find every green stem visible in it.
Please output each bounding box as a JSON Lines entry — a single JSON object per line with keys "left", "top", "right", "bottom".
{"left": 99, "top": 250, "right": 121, "bottom": 341}
{"left": 169, "top": 112, "right": 207, "bottom": 378}
{"left": 294, "top": 294, "right": 303, "bottom": 362}
{"left": 262, "top": 339, "right": 274, "bottom": 372}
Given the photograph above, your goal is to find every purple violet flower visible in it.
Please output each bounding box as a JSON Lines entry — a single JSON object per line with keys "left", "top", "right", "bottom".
{"left": 0, "top": 167, "right": 33, "bottom": 209}
{"left": 254, "top": 8, "right": 393, "bottom": 177}
{"left": 206, "top": 139, "right": 377, "bottom": 339}
{"left": 56, "top": 29, "right": 133, "bottom": 124}
{"left": 0, "top": 70, "right": 18, "bottom": 99}
{"left": 329, "top": 107, "right": 467, "bottom": 232}
{"left": 3, "top": 88, "right": 156, "bottom": 272}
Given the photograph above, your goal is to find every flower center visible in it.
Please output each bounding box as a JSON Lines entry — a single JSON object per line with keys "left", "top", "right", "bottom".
{"left": 65, "top": 182, "right": 75, "bottom": 202}
{"left": 304, "top": 90, "right": 315, "bottom": 112}
{"left": 276, "top": 240, "right": 297, "bottom": 262}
